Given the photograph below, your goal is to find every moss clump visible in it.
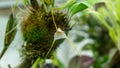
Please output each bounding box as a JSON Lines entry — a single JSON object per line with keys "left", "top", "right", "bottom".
{"left": 21, "top": 12, "right": 48, "bottom": 43}
{"left": 21, "top": 6, "right": 69, "bottom": 61}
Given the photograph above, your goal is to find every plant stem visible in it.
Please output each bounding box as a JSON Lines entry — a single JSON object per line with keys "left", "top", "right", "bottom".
{"left": 51, "top": 6, "right": 58, "bottom": 30}
{"left": 45, "top": 39, "right": 56, "bottom": 58}
{"left": 66, "top": 36, "right": 81, "bottom": 55}
{"left": 0, "top": 47, "right": 8, "bottom": 59}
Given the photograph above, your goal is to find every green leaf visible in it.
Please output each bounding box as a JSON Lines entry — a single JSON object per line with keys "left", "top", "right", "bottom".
{"left": 56, "top": 0, "right": 76, "bottom": 10}
{"left": 4, "top": 13, "right": 17, "bottom": 46}
{"left": 101, "top": 55, "right": 109, "bottom": 64}
{"left": 58, "top": 59, "right": 65, "bottom": 68}
{"left": 69, "top": 2, "right": 88, "bottom": 17}
{"left": 109, "top": 28, "right": 117, "bottom": 44}
{"left": 0, "top": 13, "right": 17, "bottom": 59}
{"left": 31, "top": 57, "right": 41, "bottom": 68}
{"left": 22, "top": 0, "right": 30, "bottom": 5}
{"left": 116, "top": 0, "right": 120, "bottom": 21}
{"left": 52, "top": 53, "right": 65, "bottom": 68}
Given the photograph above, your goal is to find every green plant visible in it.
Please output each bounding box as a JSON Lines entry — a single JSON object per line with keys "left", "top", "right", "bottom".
{"left": 0, "top": 0, "right": 19, "bottom": 60}
{"left": 0, "top": 0, "right": 89, "bottom": 68}
{"left": 19, "top": 0, "right": 89, "bottom": 67}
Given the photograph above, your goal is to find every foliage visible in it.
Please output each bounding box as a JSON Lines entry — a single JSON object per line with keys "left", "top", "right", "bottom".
{"left": 92, "top": 0, "right": 120, "bottom": 50}
{"left": 82, "top": 0, "right": 120, "bottom": 67}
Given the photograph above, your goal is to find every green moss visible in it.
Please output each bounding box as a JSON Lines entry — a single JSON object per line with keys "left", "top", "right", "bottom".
{"left": 21, "top": 6, "right": 69, "bottom": 61}
{"left": 21, "top": 12, "right": 48, "bottom": 43}
{"left": 24, "top": 24, "right": 48, "bottom": 42}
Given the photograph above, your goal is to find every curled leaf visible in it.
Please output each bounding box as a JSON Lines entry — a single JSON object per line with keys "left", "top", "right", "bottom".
{"left": 69, "top": 2, "right": 88, "bottom": 17}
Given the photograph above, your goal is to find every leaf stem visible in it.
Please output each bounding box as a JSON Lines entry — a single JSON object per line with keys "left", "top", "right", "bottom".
{"left": 66, "top": 36, "right": 81, "bottom": 56}
{"left": 45, "top": 39, "right": 56, "bottom": 58}
{"left": 51, "top": 6, "right": 58, "bottom": 30}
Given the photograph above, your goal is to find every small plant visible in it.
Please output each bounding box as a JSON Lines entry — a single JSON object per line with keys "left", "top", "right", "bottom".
{"left": 0, "top": 0, "right": 90, "bottom": 68}
{"left": 20, "top": 0, "right": 88, "bottom": 67}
